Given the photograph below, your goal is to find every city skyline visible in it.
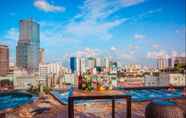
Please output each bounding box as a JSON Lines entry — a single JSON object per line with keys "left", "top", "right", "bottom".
{"left": 0, "top": 0, "right": 185, "bottom": 65}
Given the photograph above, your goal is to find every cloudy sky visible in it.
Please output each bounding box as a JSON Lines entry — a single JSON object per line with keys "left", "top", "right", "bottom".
{"left": 0, "top": 0, "right": 185, "bottom": 65}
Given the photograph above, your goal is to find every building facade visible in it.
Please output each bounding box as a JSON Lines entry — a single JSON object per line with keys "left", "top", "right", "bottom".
{"left": 47, "top": 63, "right": 61, "bottom": 75}
{"left": 70, "top": 57, "right": 77, "bottom": 73}
{"left": 174, "top": 57, "right": 186, "bottom": 65}
{"left": 144, "top": 75, "right": 159, "bottom": 87}
{"left": 39, "top": 48, "right": 45, "bottom": 64}
{"left": 16, "top": 19, "right": 40, "bottom": 72}
{"left": 86, "top": 57, "right": 96, "bottom": 71}
{"left": 39, "top": 64, "right": 48, "bottom": 79}
{"left": 157, "top": 57, "right": 168, "bottom": 70}
{"left": 0, "top": 44, "right": 9, "bottom": 76}
{"left": 159, "top": 73, "right": 186, "bottom": 86}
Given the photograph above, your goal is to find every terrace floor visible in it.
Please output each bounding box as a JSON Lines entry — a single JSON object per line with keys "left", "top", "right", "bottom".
{"left": 3, "top": 94, "right": 186, "bottom": 118}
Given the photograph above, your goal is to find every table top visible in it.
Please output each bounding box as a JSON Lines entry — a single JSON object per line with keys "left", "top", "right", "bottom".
{"left": 72, "top": 89, "right": 124, "bottom": 97}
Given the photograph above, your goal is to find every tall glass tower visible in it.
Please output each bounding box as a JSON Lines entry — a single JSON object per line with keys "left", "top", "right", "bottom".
{"left": 16, "top": 19, "right": 40, "bottom": 72}
{"left": 70, "top": 57, "right": 77, "bottom": 73}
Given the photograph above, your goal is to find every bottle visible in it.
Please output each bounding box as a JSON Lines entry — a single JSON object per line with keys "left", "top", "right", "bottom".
{"left": 78, "top": 73, "right": 83, "bottom": 89}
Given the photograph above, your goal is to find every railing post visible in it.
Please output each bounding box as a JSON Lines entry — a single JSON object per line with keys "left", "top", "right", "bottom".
{"left": 68, "top": 97, "right": 74, "bottom": 118}
{"left": 112, "top": 99, "right": 115, "bottom": 118}
{"left": 126, "top": 96, "right": 131, "bottom": 118}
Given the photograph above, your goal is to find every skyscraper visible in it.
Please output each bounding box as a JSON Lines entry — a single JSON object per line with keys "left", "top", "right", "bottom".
{"left": 39, "top": 48, "right": 45, "bottom": 64}
{"left": 157, "top": 57, "right": 167, "bottom": 70}
{"left": 16, "top": 19, "right": 40, "bottom": 72}
{"left": 86, "top": 57, "right": 96, "bottom": 70}
{"left": 0, "top": 44, "right": 9, "bottom": 76}
{"left": 70, "top": 57, "right": 77, "bottom": 73}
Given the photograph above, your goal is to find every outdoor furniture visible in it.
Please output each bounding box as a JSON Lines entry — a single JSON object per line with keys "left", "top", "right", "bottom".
{"left": 0, "top": 112, "right": 5, "bottom": 118}
{"left": 145, "top": 100, "right": 185, "bottom": 118}
{"left": 30, "top": 107, "right": 50, "bottom": 116}
{"left": 68, "top": 89, "right": 131, "bottom": 118}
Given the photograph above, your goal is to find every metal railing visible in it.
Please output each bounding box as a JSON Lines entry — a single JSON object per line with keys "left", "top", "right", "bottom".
{"left": 68, "top": 95, "right": 131, "bottom": 118}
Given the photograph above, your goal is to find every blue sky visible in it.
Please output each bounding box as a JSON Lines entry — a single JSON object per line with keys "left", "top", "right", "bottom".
{"left": 0, "top": 0, "right": 185, "bottom": 65}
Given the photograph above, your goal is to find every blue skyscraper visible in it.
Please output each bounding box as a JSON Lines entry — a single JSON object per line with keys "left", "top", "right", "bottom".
{"left": 70, "top": 57, "right": 77, "bottom": 73}
{"left": 16, "top": 19, "right": 40, "bottom": 72}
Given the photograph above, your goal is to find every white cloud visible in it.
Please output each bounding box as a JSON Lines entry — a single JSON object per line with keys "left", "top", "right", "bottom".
{"left": 180, "top": 52, "right": 186, "bottom": 57}
{"left": 64, "top": 0, "right": 128, "bottom": 41}
{"left": 176, "top": 27, "right": 186, "bottom": 40}
{"left": 121, "top": 0, "right": 145, "bottom": 7}
{"left": 110, "top": 47, "right": 137, "bottom": 62}
{"left": 147, "top": 50, "right": 168, "bottom": 59}
{"left": 76, "top": 48, "right": 99, "bottom": 57}
{"left": 128, "top": 45, "right": 139, "bottom": 50}
{"left": 133, "top": 34, "right": 145, "bottom": 40}
{"left": 147, "top": 50, "right": 185, "bottom": 59}
{"left": 171, "top": 50, "right": 186, "bottom": 57}
{"left": 32, "top": 0, "right": 161, "bottom": 63}
{"left": 110, "top": 46, "right": 117, "bottom": 51}
{"left": 78, "top": 0, "right": 121, "bottom": 21}
{"left": 0, "top": 28, "right": 19, "bottom": 63}
{"left": 34, "top": 0, "right": 65, "bottom": 12}
{"left": 176, "top": 27, "right": 186, "bottom": 34}
{"left": 64, "top": 19, "right": 126, "bottom": 40}
{"left": 4, "top": 28, "right": 18, "bottom": 41}
{"left": 119, "top": 51, "right": 138, "bottom": 62}
{"left": 121, "top": 53, "right": 134, "bottom": 60}
{"left": 152, "top": 44, "right": 160, "bottom": 49}
{"left": 38, "top": 0, "right": 159, "bottom": 46}
{"left": 37, "top": 0, "right": 129, "bottom": 45}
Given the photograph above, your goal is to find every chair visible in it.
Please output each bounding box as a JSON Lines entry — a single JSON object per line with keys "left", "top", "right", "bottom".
{"left": 145, "top": 100, "right": 185, "bottom": 118}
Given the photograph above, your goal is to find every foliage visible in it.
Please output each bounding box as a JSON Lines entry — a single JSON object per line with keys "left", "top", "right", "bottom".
{"left": 43, "top": 86, "right": 51, "bottom": 94}
{"left": 0, "top": 79, "right": 13, "bottom": 86}
{"left": 27, "top": 85, "right": 40, "bottom": 96}
{"left": 174, "top": 63, "right": 186, "bottom": 73}
{"left": 27, "top": 85, "right": 52, "bottom": 95}
{"left": 81, "top": 73, "right": 94, "bottom": 91}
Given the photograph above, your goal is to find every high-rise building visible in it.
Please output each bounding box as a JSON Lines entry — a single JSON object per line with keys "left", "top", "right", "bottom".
{"left": 47, "top": 63, "right": 61, "bottom": 75}
{"left": 39, "top": 64, "right": 48, "bottom": 79}
{"left": 157, "top": 57, "right": 167, "bottom": 70}
{"left": 96, "top": 57, "right": 102, "bottom": 67}
{"left": 39, "top": 63, "right": 61, "bottom": 79}
{"left": 80, "top": 57, "right": 86, "bottom": 73}
{"left": 174, "top": 57, "right": 186, "bottom": 65}
{"left": 16, "top": 19, "right": 40, "bottom": 72}
{"left": 86, "top": 57, "right": 96, "bottom": 70}
{"left": 0, "top": 44, "right": 9, "bottom": 76}
{"left": 39, "top": 48, "right": 45, "bottom": 64}
{"left": 70, "top": 57, "right": 77, "bottom": 73}
{"left": 167, "top": 58, "right": 174, "bottom": 68}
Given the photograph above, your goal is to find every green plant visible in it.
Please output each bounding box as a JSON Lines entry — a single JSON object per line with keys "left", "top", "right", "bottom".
{"left": 43, "top": 86, "right": 51, "bottom": 94}
{"left": 27, "top": 85, "right": 40, "bottom": 95}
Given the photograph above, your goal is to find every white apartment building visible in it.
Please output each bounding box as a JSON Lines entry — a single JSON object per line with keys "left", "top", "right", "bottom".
{"left": 86, "top": 57, "right": 96, "bottom": 70}
{"left": 80, "top": 57, "right": 86, "bottom": 73}
{"left": 144, "top": 75, "right": 159, "bottom": 87}
{"left": 61, "top": 73, "right": 76, "bottom": 86}
{"left": 47, "top": 63, "right": 61, "bottom": 75}
{"left": 14, "top": 76, "right": 38, "bottom": 89}
{"left": 159, "top": 73, "right": 186, "bottom": 86}
{"left": 39, "top": 63, "right": 62, "bottom": 80}
{"left": 39, "top": 64, "right": 48, "bottom": 79}
{"left": 157, "top": 57, "right": 168, "bottom": 70}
